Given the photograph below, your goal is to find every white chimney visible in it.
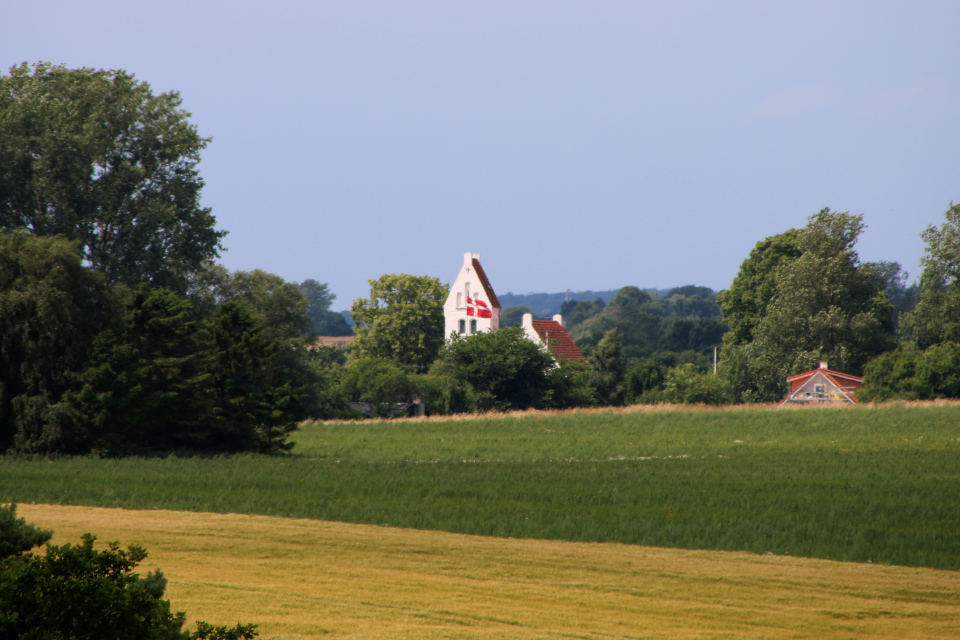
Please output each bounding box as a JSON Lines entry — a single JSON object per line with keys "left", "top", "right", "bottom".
{"left": 819, "top": 361, "right": 828, "bottom": 369}
{"left": 553, "top": 314, "right": 563, "bottom": 327}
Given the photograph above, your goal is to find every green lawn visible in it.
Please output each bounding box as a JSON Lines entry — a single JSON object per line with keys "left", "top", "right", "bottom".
{"left": 3, "top": 403, "right": 959, "bottom": 569}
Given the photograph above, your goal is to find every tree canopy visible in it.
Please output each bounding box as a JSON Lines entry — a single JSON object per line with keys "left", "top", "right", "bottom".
{"left": 438, "top": 327, "right": 556, "bottom": 411}
{"left": 720, "top": 209, "right": 894, "bottom": 401}
{"left": 300, "top": 279, "right": 351, "bottom": 336}
{"left": 350, "top": 274, "right": 448, "bottom": 370}
{"left": 717, "top": 229, "right": 803, "bottom": 345}
{"left": 0, "top": 62, "right": 225, "bottom": 292}
{"left": 0, "top": 232, "right": 115, "bottom": 452}
{"left": 901, "top": 203, "right": 960, "bottom": 348}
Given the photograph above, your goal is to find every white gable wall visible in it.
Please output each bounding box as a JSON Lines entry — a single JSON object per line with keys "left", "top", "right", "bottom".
{"left": 444, "top": 252, "right": 500, "bottom": 339}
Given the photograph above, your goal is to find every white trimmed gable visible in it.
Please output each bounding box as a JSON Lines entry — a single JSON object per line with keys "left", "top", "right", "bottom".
{"left": 443, "top": 252, "right": 501, "bottom": 338}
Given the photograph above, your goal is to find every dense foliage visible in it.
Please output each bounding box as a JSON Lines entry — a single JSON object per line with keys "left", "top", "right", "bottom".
{"left": 858, "top": 343, "right": 960, "bottom": 401}
{"left": 0, "top": 504, "right": 257, "bottom": 640}
{"left": 0, "top": 63, "right": 330, "bottom": 453}
{"left": 0, "top": 63, "right": 225, "bottom": 292}
{"left": 0, "top": 233, "right": 116, "bottom": 452}
{"left": 719, "top": 210, "right": 896, "bottom": 402}
{"left": 299, "top": 279, "right": 352, "bottom": 336}
{"left": 350, "top": 274, "right": 448, "bottom": 369}
{"left": 566, "top": 285, "right": 726, "bottom": 362}
{"left": 900, "top": 203, "right": 960, "bottom": 348}
{"left": 438, "top": 327, "right": 558, "bottom": 411}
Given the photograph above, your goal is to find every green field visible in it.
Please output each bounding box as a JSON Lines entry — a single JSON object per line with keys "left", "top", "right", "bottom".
{"left": 3, "top": 403, "right": 960, "bottom": 570}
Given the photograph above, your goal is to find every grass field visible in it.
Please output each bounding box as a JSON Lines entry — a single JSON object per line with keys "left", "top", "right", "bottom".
{"left": 3, "top": 403, "right": 960, "bottom": 569}
{"left": 19, "top": 504, "right": 960, "bottom": 640}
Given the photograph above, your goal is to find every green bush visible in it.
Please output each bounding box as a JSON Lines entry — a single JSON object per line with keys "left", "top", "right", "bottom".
{"left": 414, "top": 369, "right": 476, "bottom": 415}
{"left": 636, "top": 363, "right": 732, "bottom": 405}
{"left": 341, "top": 358, "right": 416, "bottom": 417}
{"left": 859, "top": 343, "right": 960, "bottom": 401}
{"left": 0, "top": 504, "right": 256, "bottom": 640}
{"left": 438, "top": 327, "right": 556, "bottom": 411}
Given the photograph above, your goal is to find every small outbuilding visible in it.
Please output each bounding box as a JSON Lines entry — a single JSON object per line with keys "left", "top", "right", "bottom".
{"left": 522, "top": 313, "right": 585, "bottom": 361}
{"left": 780, "top": 362, "right": 863, "bottom": 406}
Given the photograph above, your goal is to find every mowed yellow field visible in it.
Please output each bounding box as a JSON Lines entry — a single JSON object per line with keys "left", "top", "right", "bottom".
{"left": 19, "top": 505, "right": 960, "bottom": 640}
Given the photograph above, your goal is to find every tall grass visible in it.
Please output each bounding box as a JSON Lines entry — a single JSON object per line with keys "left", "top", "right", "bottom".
{"left": 3, "top": 403, "right": 959, "bottom": 569}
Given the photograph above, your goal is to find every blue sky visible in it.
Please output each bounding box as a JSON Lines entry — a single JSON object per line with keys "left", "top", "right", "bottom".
{"left": 4, "top": 1, "right": 958, "bottom": 309}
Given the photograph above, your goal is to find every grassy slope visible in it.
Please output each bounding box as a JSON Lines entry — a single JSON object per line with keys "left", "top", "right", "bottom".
{"left": 3, "top": 404, "right": 960, "bottom": 569}
{"left": 20, "top": 504, "right": 960, "bottom": 640}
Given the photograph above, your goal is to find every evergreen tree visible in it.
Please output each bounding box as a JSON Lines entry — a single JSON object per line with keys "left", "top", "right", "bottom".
{"left": 0, "top": 233, "right": 114, "bottom": 453}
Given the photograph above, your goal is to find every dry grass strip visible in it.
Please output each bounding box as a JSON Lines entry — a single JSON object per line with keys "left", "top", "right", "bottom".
{"left": 18, "top": 504, "right": 960, "bottom": 640}
{"left": 315, "top": 397, "right": 960, "bottom": 426}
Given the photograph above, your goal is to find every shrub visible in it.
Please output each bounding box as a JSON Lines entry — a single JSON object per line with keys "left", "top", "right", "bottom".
{"left": 0, "top": 504, "right": 257, "bottom": 640}
{"left": 438, "top": 327, "right": 556, "bottom": 411}
{"left": 637, "top": 363, "right": 732, "bottom": 405}
{"left": 859, "top": 343, "right": 960, "bottom": 401}
{"left": 341, "top": 358, "right": 416, "bottom": 417}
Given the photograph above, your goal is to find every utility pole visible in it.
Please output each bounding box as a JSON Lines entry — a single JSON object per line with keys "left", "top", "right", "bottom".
{"left": 713, "top": 345, "right": 718, "bottom": 374}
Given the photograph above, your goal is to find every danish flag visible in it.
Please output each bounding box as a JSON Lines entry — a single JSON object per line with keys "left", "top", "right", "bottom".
{"left": 475, "top": 297, "right": 492, "bottom": 318}
{"left": 466, "top": 296, "right": 493, "bottom": 319}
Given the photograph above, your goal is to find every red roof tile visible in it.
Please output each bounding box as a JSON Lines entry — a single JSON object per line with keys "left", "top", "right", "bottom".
{"left": 471, "top": 258, "right": 501, "bottom": 310}
{"left": 531, "top": 320, "right": 584, "bottom": 360}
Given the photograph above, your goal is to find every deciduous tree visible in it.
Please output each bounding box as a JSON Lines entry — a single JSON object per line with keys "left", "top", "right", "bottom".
{"left": 300, "top": 279, "right": 351, "bottom": 336}
{"left": 717, "top": 229, "right": 803, "bottom": 345}
{"left": 351, "top": 274, "right": 448, "bottom": 370}
{"left": 721, "top": 210, "right": 894, "bottom": 401}
{"left": 901, "top": 203, "right": 960, "bottom": 347}
{"left": 0, "top": 62, "right": 225, "bottom": 291}
{"left": 439, "top": 327, "right": 555, "bottom": 411}
{"left": 0, "top": 505, "right": 257, "bottom": 640}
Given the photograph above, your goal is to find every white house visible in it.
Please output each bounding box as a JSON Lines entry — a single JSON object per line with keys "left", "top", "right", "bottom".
{"left": 443, "top": 252, "right": 501, "bottom": 338}
{"left": 443, "top": 252, "right": 584, "bottom": 361}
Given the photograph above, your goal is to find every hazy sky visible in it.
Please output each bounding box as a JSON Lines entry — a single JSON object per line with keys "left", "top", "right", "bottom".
{"left": 4, "top": 1, "right": 959, "bottom": 309}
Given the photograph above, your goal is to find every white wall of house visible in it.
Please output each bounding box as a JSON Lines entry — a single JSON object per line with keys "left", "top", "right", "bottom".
{"left": 443, "top": 252, "right": 500, "bottom": 339}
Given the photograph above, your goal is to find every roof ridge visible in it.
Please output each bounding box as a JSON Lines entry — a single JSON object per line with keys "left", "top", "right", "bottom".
{"left": 471, "top": 258, "right": 500, "bottom": 309}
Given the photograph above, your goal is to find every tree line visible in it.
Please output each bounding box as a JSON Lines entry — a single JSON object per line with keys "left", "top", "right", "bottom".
{"left": 338, "top": 208, "right": 955, "bottom": 411}
{"left": 2, "top": 62, "right": 958, "bottom": 457}
{"left": 0, "top": 62, "right": 349, "bottom": 455}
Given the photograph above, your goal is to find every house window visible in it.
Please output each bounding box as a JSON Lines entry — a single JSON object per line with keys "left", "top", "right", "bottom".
{"left": 470, "top": 319, "right": 477, "bottom": 333}
{"left": 457, "top": 292, "right": 462, "bottom": 308}
{"left": 814, "top": 385, "right": 825, "bottom": 398}
{"left": 459, "top": 319, "right": 466, "bottom": 334}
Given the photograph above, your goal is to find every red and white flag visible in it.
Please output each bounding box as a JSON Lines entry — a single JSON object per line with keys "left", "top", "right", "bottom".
{"left": 475, "top": 298, "right": 492, "bottom": 318}
{"left": 466, "top": 296, "right": 475, "bottom": 316}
